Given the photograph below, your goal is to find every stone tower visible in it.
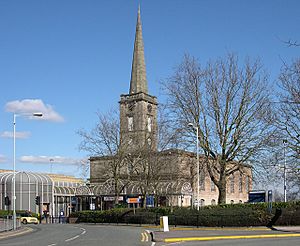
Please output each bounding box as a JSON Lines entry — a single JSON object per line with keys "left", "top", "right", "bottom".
{"left": 119, "top": 7, "right": 158, "bottom": 151}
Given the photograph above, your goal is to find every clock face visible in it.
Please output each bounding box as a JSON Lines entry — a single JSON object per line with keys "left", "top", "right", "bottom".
{"left": 147, "top": 104, "right": 152, "bottom": 113}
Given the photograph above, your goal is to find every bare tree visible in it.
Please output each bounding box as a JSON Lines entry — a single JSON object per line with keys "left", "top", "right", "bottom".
{"left": 275, "top": 59, "right": 300, "bottom": 196}
{"left": 163, "top": 54, "right": 273, "bottom": 204}
{"left": 77, "top": 109, "right": 134, "bottom": 205}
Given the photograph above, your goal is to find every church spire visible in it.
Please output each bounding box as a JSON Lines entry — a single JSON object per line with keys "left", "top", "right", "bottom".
{"left": 129, "top": 5, "right": 148, "bottom": 94}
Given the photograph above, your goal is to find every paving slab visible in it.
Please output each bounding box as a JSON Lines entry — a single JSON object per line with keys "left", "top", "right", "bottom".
{"left": 152, "top": 226, "right": 300, "bottom": 242}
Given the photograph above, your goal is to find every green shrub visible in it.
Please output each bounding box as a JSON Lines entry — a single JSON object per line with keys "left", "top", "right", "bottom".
{"left": 68, "top": 201, "right": 300, "bottom": 226}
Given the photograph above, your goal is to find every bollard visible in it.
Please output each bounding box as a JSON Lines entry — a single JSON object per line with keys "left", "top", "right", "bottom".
{"left": 160, "top": 216, "right": 169, "bottom": 232}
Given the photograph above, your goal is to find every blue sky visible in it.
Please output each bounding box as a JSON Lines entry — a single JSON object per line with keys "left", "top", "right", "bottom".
{"left": 0, "top": 0, "right": 299, "bottom": 178}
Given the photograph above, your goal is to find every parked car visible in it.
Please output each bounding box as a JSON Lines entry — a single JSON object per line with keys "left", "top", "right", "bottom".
{"left": 17, "top": 212, "right": 39, "bottom": 224}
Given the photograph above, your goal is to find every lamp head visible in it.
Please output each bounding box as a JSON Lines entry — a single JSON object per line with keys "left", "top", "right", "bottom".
{"left": 33, "top": 113, "right": 43, "bottom": 117}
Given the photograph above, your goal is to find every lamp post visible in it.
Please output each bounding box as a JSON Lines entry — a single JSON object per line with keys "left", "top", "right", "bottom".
{"left": 13, "top": 112, "right": 43, "bottom": 230}
{"left": 283, "top": 139, "right": 287, "bottom": 202}
{"left": 188, "top": 123, "right": 200, "bottom": 211}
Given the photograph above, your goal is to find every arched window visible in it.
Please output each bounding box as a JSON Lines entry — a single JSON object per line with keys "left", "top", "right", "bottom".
{"left": 230, "top": 200, "right": 234, "bottom": 204}
{"left": 200, "top": 199, "right": 205, "bottom": 207}
{"left": 211, "top": 199, "right": 216, "bottom": 205}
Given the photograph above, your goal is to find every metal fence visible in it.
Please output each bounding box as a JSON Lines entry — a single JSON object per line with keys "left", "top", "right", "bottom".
{"left": 0, "top": 217, "right": 21, "bottom": 232}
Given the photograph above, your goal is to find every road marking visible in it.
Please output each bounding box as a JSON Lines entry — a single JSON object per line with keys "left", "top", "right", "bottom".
{"left": 151, "top": 242, "right": 156, "bottom": 246}
{"left": 80, "top": 228, "right": 86, "bottom": 235}
{"left": 48, "top": 244, "right": 57, "bottom": 246}
{"left": 141, "top": 231, "right": 149, "bottom": 242}
{"left": 142, "top": 226, "right": 271, "bottom": 231}
{"left": 65, "top": 235, "right": 80, "bottom": 242}
{"left": 64, "top": 227, "right": 86, "bottom": 242}
{"left": 164, "top": 233, "right": 300, "bottom": 243}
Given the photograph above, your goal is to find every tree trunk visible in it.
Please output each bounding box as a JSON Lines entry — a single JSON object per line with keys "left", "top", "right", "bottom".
{"left": 218, "top": 175, "right": 227, "bottom": 204}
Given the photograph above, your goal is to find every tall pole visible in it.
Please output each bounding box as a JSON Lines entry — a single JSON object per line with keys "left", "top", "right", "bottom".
{"left": 196, "top": 127, "right": 200, "bottom": 211}
{"left": 188, "top": 123, "right": 200, "bottom": 211}
{"left": 13, "top": 114, "right": 16, "bottom": 230}
{"left": 283, "top": 139, "right": 287, "bottom": 202}
{"left": 12, "top": 112, "right": 43, "bottom": 230}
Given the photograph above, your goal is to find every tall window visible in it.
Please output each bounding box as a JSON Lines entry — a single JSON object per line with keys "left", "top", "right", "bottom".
{"left": 210, "top": 179, "right": 216, "bottom": 192}
{"left": 230, "top": 174, "right": 235, "bottom": 193}
{"left": 128, "top": 116, "right": 133, "bottom": 131}
{"left": 245, "top": 176, "right": 250, "bottom": 193}
{"left": 211, "top": 199, "right": 216, "bottom": 205}
{"left": 199, "top": 172, "right": 205, "bottom": 191}
{"left": 239, "top": 174, "right": 243, "bottom": 193}
{"left": 147, "top": 117, "right": 152, "bottom": 132}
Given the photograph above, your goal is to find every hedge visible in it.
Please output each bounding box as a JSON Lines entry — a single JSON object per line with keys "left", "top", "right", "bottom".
{"left": 69, "top": 201, "right": 300, "bottom": 226}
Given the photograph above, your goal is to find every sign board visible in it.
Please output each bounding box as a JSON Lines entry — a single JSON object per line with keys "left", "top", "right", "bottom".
{"left": 90, "top": 203, "right": 95, "bottom": 210}
{"left": 248, "top": 191, "right": 266, "bottom": 203}
{"left": 103, "top": 196, "right": 123, "bottom": 201}
{"left": 126, "top": 198, "right": 141, "bottom": 204}
{"left": 146, "top": 196, "right": 154, "bottom": 207}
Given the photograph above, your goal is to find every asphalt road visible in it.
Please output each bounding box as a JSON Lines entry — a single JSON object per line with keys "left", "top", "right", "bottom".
{"left": 0, "top": 224, "right": 153, "bottom": 246}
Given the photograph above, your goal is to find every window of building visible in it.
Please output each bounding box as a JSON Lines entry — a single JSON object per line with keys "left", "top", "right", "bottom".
{"left": 210, "top": 179, "right": 216, "bottom": 192}
{"left": 211, "top": 199, "right": 216, "bottom": 205}
{"left": 199, "top": 172, "right": 205, "bottom": 191}
{"left": 239, "top": 200, "right": 243, "bottom": 203}
{"left": 200, "top": 199, "right": 205, "bottom": 207}
{"left": 147, "top": 117, "right": 152, "bottom": 132}
{"left": 230, "top": 174, "right": 235, "bottom": 193}
{"left": 245, "top": 176, "right": 249, "bottom": 193}
{"left": 239, "top": 174, "right": 243, "bottom": 193}
{"left": 127, "top": 162, "right": 134, "bottom": 174}
{"left": 230, "top": 200, "right": 234, "bottom": 204}
{"left": 128, "top": 116, "right": 133, "bottom": 131}
{"left": 128, "top": 138, "right": 133, "bottom": 145}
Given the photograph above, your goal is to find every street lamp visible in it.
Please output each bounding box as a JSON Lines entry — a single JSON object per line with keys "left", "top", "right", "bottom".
{"left": 188, "top": 122, "right": 200, "bottom": 211}
{"left": 13, "top": 112, "right": 43, "bottom": 230}
{"left": 283, "top": 139, "right": 287, "bottom": 202}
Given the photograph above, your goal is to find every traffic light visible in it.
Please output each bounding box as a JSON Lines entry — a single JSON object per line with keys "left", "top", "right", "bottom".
{"left": 35, "top": 196, "right": 40, "bottom": 205}
{"left": 4, "top": 196, "right": 10, "bottom": 206}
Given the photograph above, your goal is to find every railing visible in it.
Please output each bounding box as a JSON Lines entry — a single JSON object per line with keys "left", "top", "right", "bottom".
{"left": 0, "top": 217, "right": 21, "bottom": 232}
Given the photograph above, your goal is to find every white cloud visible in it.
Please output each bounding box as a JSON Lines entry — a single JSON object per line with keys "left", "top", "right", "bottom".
{"left": 5, "top": 99, "right": 64, "bottom": 122}
{"left": 0, "top": 154, "right": 6, "bottom": 163}
{"left": 0, "top": 131, "right": 31, "bottom": 139}
{"left": 19, "top": 155, "right": 87, "bottom": 165}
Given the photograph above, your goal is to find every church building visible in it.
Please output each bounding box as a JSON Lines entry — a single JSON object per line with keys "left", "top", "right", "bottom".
{"left": 89, "top": 7, "right": 252, "bottom": 209}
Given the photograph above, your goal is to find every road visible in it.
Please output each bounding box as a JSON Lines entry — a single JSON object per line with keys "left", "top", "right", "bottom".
{"left": 1, "top": 224, "right": 300, "bottom": 246}
{"left": 0, "top": 224, "right": 153, "bottom": 246}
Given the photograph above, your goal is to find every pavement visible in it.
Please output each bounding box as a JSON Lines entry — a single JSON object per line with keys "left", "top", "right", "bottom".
{"left": 150, "top": 226, "right": 300, "bottom": 243}
{"left": 0, "top": 226, "right": 34, "bottom": 240}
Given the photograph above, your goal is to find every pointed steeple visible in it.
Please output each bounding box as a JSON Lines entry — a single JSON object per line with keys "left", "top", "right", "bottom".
{"left": 129, "top": 6, "right": 148, "bottom": 94}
